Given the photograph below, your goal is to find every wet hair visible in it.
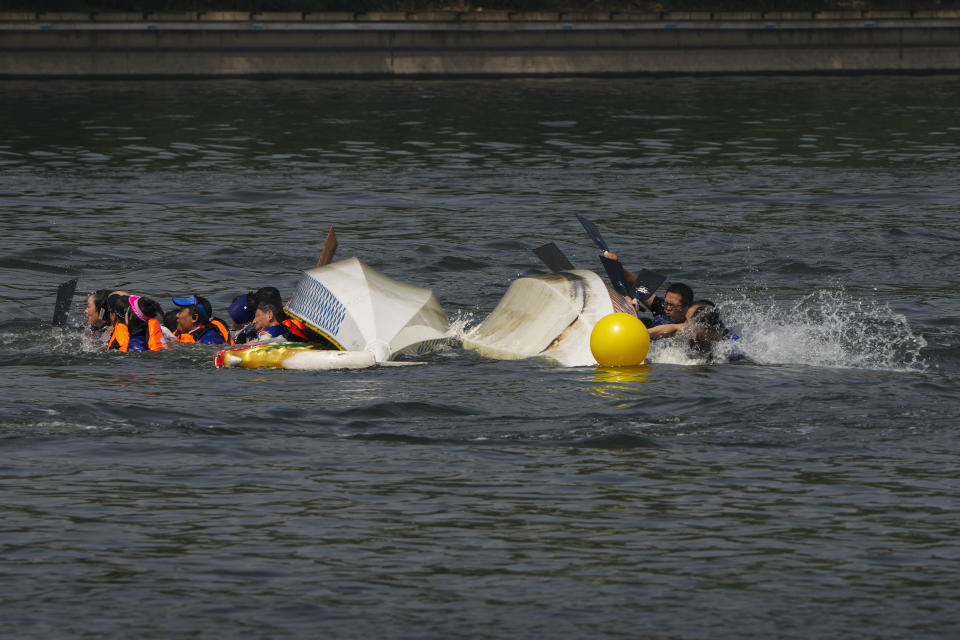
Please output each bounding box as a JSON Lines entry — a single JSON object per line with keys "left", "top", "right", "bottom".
{"left": 138, "top": 298, "right": 164, "bottom": 320}
{"left": 163, "top": 309, "right": 179, "bottom": 333}
{"left": 692, "top": 305, "right": 724, "bottom": 332}
{"left": 688, "top": 300, "right": 730, "bottom": 353}
{"left": 257, "top": 302, "right": 283, "bottom": 323}
{"left": 107, "top": 294, "right": 130, "bottom": 323}
{"left": 255, "top": 287, "right": 282, "bottom": 303}
{"left": 127, "top": 297, "right": 164, "bottom": 336}
{"left": 90, "top": 289, "right": 112, "bottom": 322}
{"left": 666, "top": 282, "right": 694, "bottom": 307}
{"left": 254, "top": 287, "right": 286, "bottom": 321}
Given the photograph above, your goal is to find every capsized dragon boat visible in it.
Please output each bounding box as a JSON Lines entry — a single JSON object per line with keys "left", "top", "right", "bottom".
{"left": 215, "top": 257, "right": 450, "bottom": 370}
{"left": 461, "top": 269, "right": 635, "bottom": 367}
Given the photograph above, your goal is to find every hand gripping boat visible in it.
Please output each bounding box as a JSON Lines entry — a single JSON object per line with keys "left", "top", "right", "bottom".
{"left": 461, "top": 269, "right": 635, "bottom": 367}
{"left": 215, "top": 258, "right": 450, "bottom": 370}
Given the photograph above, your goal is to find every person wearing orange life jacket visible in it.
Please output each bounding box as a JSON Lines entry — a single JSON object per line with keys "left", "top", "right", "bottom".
{"left": 106, "top": 293, "right": 132, "bottom": 351}
{"left": 251, "top": 302, "right": 290, "bottom": 343}
{"left": 252, "top": 286, "right": 309, "bottom": 342}
{"left": 106, "top": 294, "right": 170, "bottom": 353}
{"left": 126, "top": 295, "right": 170, "bottom": 352}
{"left": 233, "top": 287, "right": 310, "bottom": 344}
{"left": 171, "top": 294, "right": 232, "bottom": 345}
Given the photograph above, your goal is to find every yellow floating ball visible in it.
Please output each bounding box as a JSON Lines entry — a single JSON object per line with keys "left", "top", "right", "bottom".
{"left": 590, "top": 312, "right": 650, "bottom": 367}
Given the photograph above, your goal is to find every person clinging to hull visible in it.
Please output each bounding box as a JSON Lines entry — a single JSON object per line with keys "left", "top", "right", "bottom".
{"left": 646, "top": 282, "right": 695, "bottom": 340}
{"left": 251, "top": 302, "right": 290, "bottom": 343}
{"left": 234, "top": 287, "right": 310, "bottom": 344}
{"left": 601, "top": 249, "right": 683, "bottom": 324}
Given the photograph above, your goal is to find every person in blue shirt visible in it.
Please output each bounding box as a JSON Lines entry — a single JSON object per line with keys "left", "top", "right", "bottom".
{"left": 171, "top": 294, "right": 227, "bottom": 345}
{"left": 251, "top": 302, "right": 290, "bottom": 343}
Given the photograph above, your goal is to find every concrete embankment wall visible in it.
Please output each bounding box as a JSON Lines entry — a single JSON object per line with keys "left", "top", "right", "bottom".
{"left": 1, "top": 9, "right": 959, "bottom": 77}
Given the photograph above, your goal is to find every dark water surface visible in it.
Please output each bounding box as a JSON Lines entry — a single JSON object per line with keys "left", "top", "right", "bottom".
{"left": 1, "top": 76, "right": 959, "bottom": 638}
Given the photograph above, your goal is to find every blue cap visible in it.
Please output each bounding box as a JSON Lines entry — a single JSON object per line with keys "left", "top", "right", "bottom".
{"left": 228, "top": 293, "right": 255, "bottom": 325}
{"left": 172, "top": 295, "right": 209, "bottom": 318}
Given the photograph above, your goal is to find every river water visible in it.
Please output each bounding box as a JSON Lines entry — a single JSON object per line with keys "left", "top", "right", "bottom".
{"left": 1, "top": 75, "right": 958, "bottom": 638}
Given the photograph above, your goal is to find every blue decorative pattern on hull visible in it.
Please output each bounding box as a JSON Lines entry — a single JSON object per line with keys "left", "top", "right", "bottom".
{"left": 288, "top": 275, "right": 347, "bottom": 337}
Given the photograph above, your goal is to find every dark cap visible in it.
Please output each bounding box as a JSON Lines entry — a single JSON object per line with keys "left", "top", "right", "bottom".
{"left": 228, "top": 293, "right": 255, "bottom": 324}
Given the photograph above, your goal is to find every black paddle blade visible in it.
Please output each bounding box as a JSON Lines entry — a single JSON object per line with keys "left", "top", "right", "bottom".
{"left": 533, "top": 242, "right": 575, "bottom": 273}
{"left": 600, "top": 255, "right": 629, "bottom": 295}
{"left": 52, "top": 278, "right": 78, "bottom": 326}
{"left": 631, "top": 269, "right": 667, "bottom": 300}
{"left": 575, "top": 214, "right": 609, "bottom": 252}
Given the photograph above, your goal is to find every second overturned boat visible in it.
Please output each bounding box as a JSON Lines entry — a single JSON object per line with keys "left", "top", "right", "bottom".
{"left": 216, "top": 257, "right": 450, "bottom": 370}
{"left": 462, "top": 269, "right": 635, "bottom": 367}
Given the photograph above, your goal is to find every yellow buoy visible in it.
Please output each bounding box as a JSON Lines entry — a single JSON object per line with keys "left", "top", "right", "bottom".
{"left": 589, "top": 313, "right": 650, "bottom": 367}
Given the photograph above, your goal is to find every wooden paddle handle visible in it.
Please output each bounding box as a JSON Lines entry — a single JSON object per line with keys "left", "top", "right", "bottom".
{"left": 317, "top": 226, "right": 338, "bottom": 267}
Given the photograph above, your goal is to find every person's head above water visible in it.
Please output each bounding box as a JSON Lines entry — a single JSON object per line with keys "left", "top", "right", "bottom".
{"left": 106, "top": 293, "right": 131, "bottom": 325}
{"left": 253, "top": 287, "right": 286, "bottom": 321}
{"left": 172, "top": 294, "right": 213, "bottom": 334}
{"left": 253, "top": 302, "right": 283, "bottom": 332}
{"left": 686, "top": 299, "right": 728, "bottom": 344}
{"left": 663, "top": 282, "right": 694, "bottom": 323}
{"left": 125, "top": 296, "right": 163, "bottom": 336}
{"left": 85, "top": 289, "right": 112, "bottom": 330}
{"left": 228, "top": 293, "right": 256, "bottom": 329}
{"left": 163, "top": 309, "right": 179, "bottom": 333}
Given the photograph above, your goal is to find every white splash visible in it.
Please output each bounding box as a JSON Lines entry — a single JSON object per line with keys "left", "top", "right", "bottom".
{"left": 445, "top": 309, "right": 477, "bottom": 343}
{"left": 714, "top": 288, "right": 927, "bottom": 371}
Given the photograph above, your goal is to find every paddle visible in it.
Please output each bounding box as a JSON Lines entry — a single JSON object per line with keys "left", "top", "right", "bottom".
{"left": 599, "top": 255, "right": 630, "bottom": 295}
{"left": 575, "top": 214, "right": 667, "bottom": 299}
{"left": 629, "top": 269, "right": 667, "bottom": 300}
{"left": 575, "top": 213, "right": 610, "bottom": 252}
{"left": 317, "top": 226, "right": 338, "bottom": 267}
{"left": 533, "top": 242, "right": 574, "bottom": 273}
{"left": 52, "top": 278, "right": 78, "bottom": 326}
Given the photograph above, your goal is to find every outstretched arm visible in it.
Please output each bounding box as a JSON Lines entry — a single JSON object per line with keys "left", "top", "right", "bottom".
{"left": 648, "top": 323, "right": 684, "bottom": 340}
{"left": 603, "top": 251, "right": 637, "bottom": 288}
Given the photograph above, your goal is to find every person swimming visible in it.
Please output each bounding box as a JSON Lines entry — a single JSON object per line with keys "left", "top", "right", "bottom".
{"left": 106, "top": 295, "right": 169, "bottom": 352}
{"left": 171, "top": 294, "right": 229, "bottom": 345}
{"left": 684, "top": 300, "right": 743, "bottom": 362}
{"left": 125, "top": 296, "right": 170, "bottom": 352}
{"left": 84, "top": 289, "right": 112, "bottom": 336}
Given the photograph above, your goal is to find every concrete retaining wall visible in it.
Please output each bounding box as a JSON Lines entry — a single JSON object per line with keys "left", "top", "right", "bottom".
{"left": 1, "top": 10, "right": 959, "bottom": 77}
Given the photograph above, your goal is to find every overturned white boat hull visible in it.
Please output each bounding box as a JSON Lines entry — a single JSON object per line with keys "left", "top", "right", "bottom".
{"left": 462, "top": 269, "right": 632, "bottom": 367}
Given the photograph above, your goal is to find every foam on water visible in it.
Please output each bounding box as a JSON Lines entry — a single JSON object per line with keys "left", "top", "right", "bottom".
{"left": 713, "top": 288, "right": 927, "bottom": 372}
{"left": 445, "top": 309, "right": 477, "bottom": 343}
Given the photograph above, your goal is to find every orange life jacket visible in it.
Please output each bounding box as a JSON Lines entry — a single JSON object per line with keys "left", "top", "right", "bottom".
{"left": 176, "top": 325, "right": 203, "bottom": 343}
{"left": 283, "top": 317, "right": 308, "bottom": 341}
{"left": 176, "top": 321, "right": 232, "bottom": 345}
{"left": 107, "top": 322, "right": 130, "bottom": 352}
{"left": 210, "top": 318, "right": 234, "bottom": 345}
{"left": 146, "top": 318, "right": 169, "bottom": 351}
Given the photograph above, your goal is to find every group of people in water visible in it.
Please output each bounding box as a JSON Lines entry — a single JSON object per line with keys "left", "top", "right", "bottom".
{"left": 83, "top": 286, "right": 315, "bottom": 353}
{"left": 603, "top": 250, "right": 734, "bottom": 358}
{"left": 81, "top": 251, "right": 733, "bottom": 360}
